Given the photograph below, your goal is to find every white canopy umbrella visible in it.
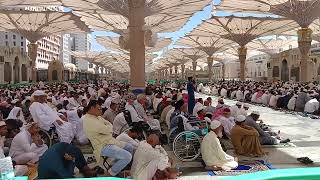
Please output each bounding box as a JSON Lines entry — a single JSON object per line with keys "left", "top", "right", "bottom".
{"left": 190, "top": 15, "right": 298, "bottom": 80}
{"left": 217, "top": 0, "right": 320, "bottom": 82}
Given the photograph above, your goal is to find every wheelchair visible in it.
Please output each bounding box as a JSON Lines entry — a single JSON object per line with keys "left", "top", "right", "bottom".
{"left": 169, "top": 119, "right": 209, "bottom": 162}
{"left": 39, "top": 127, "right": 59, "bottom": 147}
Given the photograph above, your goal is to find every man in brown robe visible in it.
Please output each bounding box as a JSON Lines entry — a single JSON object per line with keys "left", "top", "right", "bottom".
{"left": 230, "top": 115, "right": 266, "bottom": 157}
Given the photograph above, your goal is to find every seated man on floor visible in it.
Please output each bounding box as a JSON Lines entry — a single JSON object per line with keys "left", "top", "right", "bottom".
{"left": 116, "top": 125, "right": 141, "bottom": 150}
{"left": 38, "top": 142, "right": 96, "bottom": 179}
{"left": 125, "top": 94, "right": 161, "bottom": 131}
{"left": 131, "top": 134, "right": 179, "bottom": 180}
{"left": 83, "top": 100, "right": 133, "bottom": 177}
{"left": 245, "top": 111, "right": 289, "bottom": 145}
{"left": 0, "top": 121, "right": 28, "bottom": 176}
{"left": 9, "top": 122, "right": 48, "bottom": 165}
{"left": 230, "top": 115, "right": 266, "bottom": 157}
{"left": 201, "top": 120, "right": 238, "bottom": 171}
{"left": 215, "top": 108, "right": 235, "bottom": 138}
{"left": 170, "top": 100, "right": 200, "bottom": 132}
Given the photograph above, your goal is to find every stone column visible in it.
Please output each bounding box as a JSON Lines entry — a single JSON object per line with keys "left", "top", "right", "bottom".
{"left": 174, "top": 65, "right": 178, "bottom": 80}
{"left": 298, "top": 28, "right": 312, "bottom": 82}
{"left": 11, "top": 63, "right": 14, "bottom": 84}
{"left": 238, "top": 46, "right": 247, "bottom": 81}
{"left": 129, "top": 0, "right": 146, "bottom": 93}
{"left": 181, "top": 64, "right": 185, "bottom": 79}
{"left": 95, "top": 65, "right": 99, "bottom": 80}
{"left": 192, "top": 60, "right": 197, "bottom": 78}
{"left": 0, "top": 62, "right": 4, "bottom": 83}
{"left": 162, "top": 70, "right": 165, "bottom": 80}
{"left": 207, "top": 57, "right": 214, "bottom": 82}
{"left": 27, "top": 43, "right": 38, "bottom": 82}
{"left": 169, "top": 67, "right": 173, "bottom": 80}
{"left": 158, "top": 70, "right": 161, "bottom": 80}
{"left": 222, "top": 63, "right": 225, "bottom": 80}
{"left": 164, "top": 69, "right": 168, "bottom": 80}
{"left": 19, "top": 64, "right": 22, "bottom": 82}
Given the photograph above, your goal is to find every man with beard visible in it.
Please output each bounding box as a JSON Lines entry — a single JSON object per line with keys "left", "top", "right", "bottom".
{"left": 201, "top": 120, "right": 238, "bottom": 171}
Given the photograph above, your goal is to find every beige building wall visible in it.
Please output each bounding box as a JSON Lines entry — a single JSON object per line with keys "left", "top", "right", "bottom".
{"left": 268, "top": 44, "right": 320, "bottom": 82}
{"left": 212, "top": 63, "right": 223, "bottom": 80}
{"left": 0, "top": 47, "right": 30, "bottom": 84}
{"left": 246, "top": 54, "right": 269, "bottom": 81}
{"left": 224, "top": 61, "right": 240, "bottom": 79}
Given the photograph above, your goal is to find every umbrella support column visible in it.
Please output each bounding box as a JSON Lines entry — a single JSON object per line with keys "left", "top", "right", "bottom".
{"left": 28, "top": 43, "right": 38, "bottom": 82}
{"left": 238, "top": 46, "right": 247, "bottom": 81}
{"left": 207, "top": 56, "right": 213, "bottom": 82}
{"left": 129, "top": 0, "right": 146, "bottom": 94}
{"left": 298, "top": 28, "right": 312, "bottom": 83}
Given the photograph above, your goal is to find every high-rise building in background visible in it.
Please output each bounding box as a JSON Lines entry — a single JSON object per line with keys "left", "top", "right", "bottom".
{"left": 60, "top": 34, "right": 71, "bottom": 64}
{"left": 36, "top": 35, "right": 61, "bottom": 69}
{"left": 0, "top": 32, "right": 27, "bottom": 54}
{"left": 70, "top": 33, "right": 92, "bottom": 71}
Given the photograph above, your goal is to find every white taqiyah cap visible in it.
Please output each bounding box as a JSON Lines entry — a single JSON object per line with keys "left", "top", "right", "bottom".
{"left": 195, "top": 105, "right": 205, "bottom": 113}
{"left": 0, "top": 121, "right": 6, "bottom": 127}
{"left": 210, "top": 120, "right": 221, "bottom": 130}
{"left": 33, "top": 90, "right": 46, "bottom": 96}
{"left": 235, "top": 115, "right": 246, "bottom": 122}
{"left": 252, "top": 111, "right": 260, "bottom": 115}
{"left": 11, "top": 99, "right": 19, "bottom": 104}
{"left": 236, "top": 102, "right": 242, "bottom": 106}
{"left": 243, "top": 103, "right": 249, "bottom": 108}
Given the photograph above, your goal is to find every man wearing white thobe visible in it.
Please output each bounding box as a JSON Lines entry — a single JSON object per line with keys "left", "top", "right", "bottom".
{"left": 220, "top": 88, "right": 227, "bottom": 97}
{"left": 9, "top": 122, "right": 48, "bottom": 165}
{"left": 304, "top": 98, "right": 320, "bottom": 113}
{"left": 229, "top": 102, "right": 242, "bottom": 118}
{"left": 215, "top": 109, "right": 235, "bottom": 138}
{"left": 7, "top": 100, "right": 26, "bottom": 124}
{"left": 67, "top": 96, "right": 80, "bottom": 110}
{"left": 125, "top": 94, "right": 161, "bottom": 130}
{"left": 29, "top": 90, "right": 75, "bottom": 143}
{"left": 261, "top": 92, "right": 271, "bottom": 105}
{"left": 236, "top": 89, "right": 244, "bottom": 101}
{"left": 66, "top": 109, "right": 89, "bottom": 145}
{"left": 201, "top": 121, "right": 238, "bottom": 171}
{"left": 0, "top": 121, "right": 28, "bottom": 176}
{"left": 131, "top": 135, "right": 172, "bottom": 180}
{"left": 287, "top": 94, "right": 297, "bottom": 111}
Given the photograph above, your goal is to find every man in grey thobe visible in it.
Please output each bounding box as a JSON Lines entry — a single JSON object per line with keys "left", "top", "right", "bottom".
{"left": 244, "top": 111, "right": 278, "bottom": 145}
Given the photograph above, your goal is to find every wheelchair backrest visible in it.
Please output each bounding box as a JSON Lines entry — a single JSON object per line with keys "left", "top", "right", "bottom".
{"left": 123, "top": 110, "right": 132, "bottom": 126}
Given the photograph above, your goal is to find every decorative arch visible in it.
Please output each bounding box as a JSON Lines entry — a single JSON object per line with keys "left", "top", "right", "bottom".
{"left": 4, "top": 62, "right": 11, "bottom": 83}
{"left": 21, "top": 64, "right": 27, "bottom": 81}
{"left": 281, "top": 59, "right": 289, "bottom": 81}
{"left": 48, "top": 59, "right": 64, "bottom": 82}
{"left": 14, "top": 56, "right": 20, "bottom": 83}
{"left": 291, "top": 66, "right": 300, "bottom": 82}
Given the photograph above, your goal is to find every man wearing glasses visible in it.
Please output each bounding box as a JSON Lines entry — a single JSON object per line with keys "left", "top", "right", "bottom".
{"left": 83, "top": 100, "right": 133, "bottom": 177}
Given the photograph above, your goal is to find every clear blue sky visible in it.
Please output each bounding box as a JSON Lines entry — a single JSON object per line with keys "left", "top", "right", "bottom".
{"left": 91, "top": 0, "right": 222, "bottom": 52}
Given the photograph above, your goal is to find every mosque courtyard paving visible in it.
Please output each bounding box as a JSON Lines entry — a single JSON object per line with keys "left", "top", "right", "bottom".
{"left": 172, "top": 93, "right": 320, "bottom": 179}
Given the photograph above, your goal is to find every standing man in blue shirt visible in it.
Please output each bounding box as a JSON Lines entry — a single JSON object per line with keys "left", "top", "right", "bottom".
{"left": 187, "top": 77, "right": 196, "bottom": 114}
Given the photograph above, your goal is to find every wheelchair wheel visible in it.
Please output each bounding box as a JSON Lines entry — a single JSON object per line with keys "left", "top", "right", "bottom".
{"left": 173, "top": 131, "right": 201, "bottom": 162}
{"left": 39, "top": 129, "right": 52, "bottom": 147}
